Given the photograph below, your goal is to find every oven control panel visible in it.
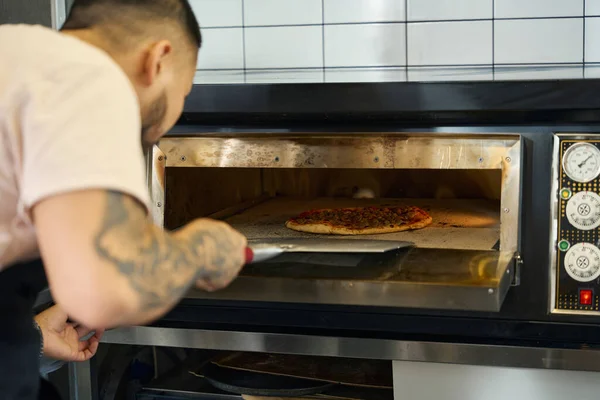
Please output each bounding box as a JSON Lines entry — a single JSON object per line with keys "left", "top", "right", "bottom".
{"left": 552, "top": 135, "right": 600, "bottom": 314}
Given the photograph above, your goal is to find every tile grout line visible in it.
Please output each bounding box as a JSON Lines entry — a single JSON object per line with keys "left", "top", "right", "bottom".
{"left": 241, "top": 0, "right": 247, "bottom": 84}
{"left": 322, "top": 0, "right": 326, "bottom": 83}
{"left": 582, "top": 0, "right": 586, "bottom": 79}
{"left": 195, "top": 63, "right": 586, "bottom": 83}
{"left": 195, "top": 62, "right": 588, "bottom": 73}
{"left": 404, "top": 0, "right": 409, "bottom": 81}
{"left": 492, "top": 0, "right": 495, "bottom": 80}
{"left": 200, "top": 15, "right": 593, "bottom": 30}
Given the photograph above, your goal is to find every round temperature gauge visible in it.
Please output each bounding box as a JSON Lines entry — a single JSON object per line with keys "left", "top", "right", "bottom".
{"left": 566, "top": 191, "right": 600, "bottom": 230}
{"left": 564, "top": 243, "right": 600, "bottom": 282}
{"left": 562, "top": 143, "right": 600, "bottom": 183}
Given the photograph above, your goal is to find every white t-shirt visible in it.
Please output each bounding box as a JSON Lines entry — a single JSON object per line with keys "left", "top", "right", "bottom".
{"left": 0, "top": 25, "right": 150, "bottom": 269}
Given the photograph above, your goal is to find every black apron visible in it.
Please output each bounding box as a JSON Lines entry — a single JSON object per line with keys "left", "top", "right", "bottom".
{"left": 0, "top": 259, "right": 62, "bottom": 399}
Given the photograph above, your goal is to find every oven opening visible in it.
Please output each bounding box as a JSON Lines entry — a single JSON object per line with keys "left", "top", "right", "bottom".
{"left": 164, "top": 167, "right": 501, "bottom": 251}
{"left": 154, "top": 134, "right": 519, "bottom": 311}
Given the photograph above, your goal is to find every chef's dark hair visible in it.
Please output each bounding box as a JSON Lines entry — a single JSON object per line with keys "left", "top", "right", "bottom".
{"left": 61, "top": 0, "right": 201, "bottom": 50}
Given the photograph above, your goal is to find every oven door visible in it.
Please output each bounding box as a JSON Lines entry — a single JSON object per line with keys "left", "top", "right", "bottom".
{"left": 149, "top": 133, "right": 522, "bottom": 312}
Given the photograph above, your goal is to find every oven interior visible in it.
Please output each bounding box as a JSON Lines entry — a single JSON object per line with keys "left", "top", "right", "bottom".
{"left": 165, "top": 167, "right": 502, "bottom": 252}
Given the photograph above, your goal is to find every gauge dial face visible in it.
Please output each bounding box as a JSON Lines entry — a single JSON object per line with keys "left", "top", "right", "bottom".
{"left": 563, "top": 143, "right": 600, "bottom": 183}
{"left": 566, "top": 191, "right": 600, "bottom": 230}
{"left": 564, "top": 243, "right": 600, "bottom": 282}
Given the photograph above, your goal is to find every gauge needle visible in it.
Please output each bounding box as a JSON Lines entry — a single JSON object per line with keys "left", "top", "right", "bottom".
{"left": 579, "top": 155, "right": 594, "bottom": 168}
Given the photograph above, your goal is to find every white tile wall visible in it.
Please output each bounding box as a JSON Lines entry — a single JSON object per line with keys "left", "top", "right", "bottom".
{"left": 324, "top": 0, "right": 405, "bottom": 24}
{"left": 585, "top": 65, "right": 600, "bottom": 78}
{"left": 494, "top": 64, "right": 583, "bottom": 80}
{"left": 191, "top": 0, "right": 595, "bottom": 84}
{"left": 408, "top": 21, "right": 492, "bottom": 65}
{"left": 325, "top": 24, "right": 405, "bottom": 67}
{"left": 245, "top": 69, "right": 324, "bottom": 83}
{"left": 408, "top": 66, "right": 493, "bottom": 82}
{"left": 189, "top": 0, "right": 243, "bottom": 28}
{"left": 587, "top": 0, "right": 600, "bottom": 16}
{"left": 325, "top": 67, "right": 407, "bottom": 83}
{"left": 407, "top": 0, "right": 492, "bottom": 21}
{"left": 495, "top": 19, "right": 583, "bottom": 64}
{"left": 495, "top": 0, "right": 583, "bottom": 19}
{"left": 245, "top": 26, "right": 323, "bottom": 68}
{"left": 244, "top": 0, "right": 322, "bottom": 26}
{"left": 586, "top": 17, "right": 600, "bottom": 62}
{"left": 194, "top": 70, "right": 245, "bottom": 84}
{"left": 196, "top": 28, "right": 244, "bottom": 69}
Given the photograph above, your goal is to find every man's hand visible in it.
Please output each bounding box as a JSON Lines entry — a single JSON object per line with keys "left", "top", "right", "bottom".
{"left": 34, "top": 305, "right": 104, "bottom": 362}
{"left": 174, "top": 219, "right": 247, "bottom": 292}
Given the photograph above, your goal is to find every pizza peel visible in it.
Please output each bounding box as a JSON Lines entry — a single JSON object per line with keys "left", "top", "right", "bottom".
{"left": 245, "top": 239, "right": 413, "bottom": 264}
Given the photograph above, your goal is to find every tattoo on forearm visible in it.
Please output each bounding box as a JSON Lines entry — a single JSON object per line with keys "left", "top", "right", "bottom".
{"left": 93, "top": 191, "right": 233, "bottom": 311}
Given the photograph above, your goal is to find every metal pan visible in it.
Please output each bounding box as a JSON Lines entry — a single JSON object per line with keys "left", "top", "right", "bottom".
{"left": 245, "top": 238, "right": 413, "bottom": 264}
{"left": 203, "top": 362, "right": 336, "bottom": 397}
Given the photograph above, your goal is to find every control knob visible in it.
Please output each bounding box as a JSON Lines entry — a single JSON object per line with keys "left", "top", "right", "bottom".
{"left": 564, "top": 243, "right": 600, "bottom": 282}
{"left": 566, "top": 191, "right": 600, "bottom": 231}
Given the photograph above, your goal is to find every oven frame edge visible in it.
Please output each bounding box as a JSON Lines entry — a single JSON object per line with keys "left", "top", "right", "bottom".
{"left": 149, "top": 146, "right": 166, "bottom": 227}
{"left": 69, "top": 324, "right": 600, "bottom": 399}
{"left": 147, "top": 133, "right": 522, "bottom": 312}
{"left": 100, "top": 326, "right": 600, "bottom": 373}
{"left": 50, "top": 0, "right": 67, "bottom": 30}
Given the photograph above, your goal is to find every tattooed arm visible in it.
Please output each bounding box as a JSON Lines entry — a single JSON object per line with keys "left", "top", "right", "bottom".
{"left": 32, "top": 190, "right": 247, "bottom": 328}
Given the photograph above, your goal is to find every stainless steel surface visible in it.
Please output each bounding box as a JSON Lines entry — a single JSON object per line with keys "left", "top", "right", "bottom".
{"left": 549, "top": 133, "right": 600, "bottom": 315}
{"left": 248, "top": 238, "right": 414, "bottom": 265}
{"left": 501, "top": 137, "right": 523, "bottom": 255}
{"left": 247, "top": 237, "right": 413, "bottom": 263}
{"left": 102, "top": 326, "right": 600, "bottom": 372}
{"left": 393, "top": 360, "right": 600, "bottom": 400}
{"left": 186, "top": 249, "right": 515, "bottom": 311}
{"left": 159, "top": 135, "right": 517, "bottom": 170}
{"left": 51, "top": 0, "right": 67, "bottom": 29}
{"left": 248, "top": 246, "right": 283, "bottom": 263}
{"left": 249, "top": 238, "right": 413, "bottom": 253}
{"left": 248, "top": 240, "right": 414, "bottom": 264}
{"left": 156, "top": 133, "right": 521, "bottom": 253}
{"left": 149, "top": 133, "right": 521, "bottom": 311}
{"left": 150, "top": 146, "right": 166, "bottom": 227}
{"left": 69, "top": 360, "right": 94, "bottom": 400}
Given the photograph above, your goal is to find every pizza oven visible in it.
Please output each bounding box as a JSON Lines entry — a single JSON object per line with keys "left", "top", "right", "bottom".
{"left": 148, "top": 132, "right": 522, "bottom": 312}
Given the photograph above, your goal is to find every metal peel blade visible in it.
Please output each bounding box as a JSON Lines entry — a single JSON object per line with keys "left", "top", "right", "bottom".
{"left": 245, "top": 239, "right": 413, "bottom": 264}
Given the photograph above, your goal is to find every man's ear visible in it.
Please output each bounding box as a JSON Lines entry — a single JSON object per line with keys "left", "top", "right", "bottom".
{"left": 141, "top": 40, "right": 172, "bottom": 86}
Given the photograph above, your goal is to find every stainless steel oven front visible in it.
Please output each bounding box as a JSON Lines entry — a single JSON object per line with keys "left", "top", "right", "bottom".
{"left": 147, "top": 133, "right": 523, "bottom": 313}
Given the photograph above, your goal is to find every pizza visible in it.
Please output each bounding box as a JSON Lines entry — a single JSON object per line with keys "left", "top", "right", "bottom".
{"left": 285, "top": 206, "right": 432, "bottom": 235}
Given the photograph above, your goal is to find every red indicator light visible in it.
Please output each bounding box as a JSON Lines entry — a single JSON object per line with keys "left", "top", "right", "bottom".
{"left": 580, "top": 290, "right": 593, "bottom": 305}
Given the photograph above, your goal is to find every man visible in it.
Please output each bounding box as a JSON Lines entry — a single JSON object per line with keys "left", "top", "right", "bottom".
{"left": 0, "top": 0, "right": 247, "bottom": 397}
